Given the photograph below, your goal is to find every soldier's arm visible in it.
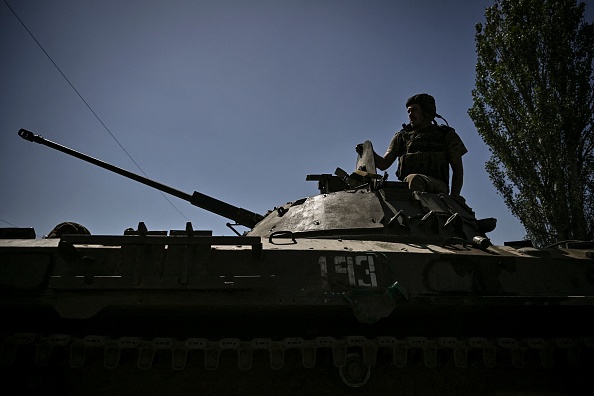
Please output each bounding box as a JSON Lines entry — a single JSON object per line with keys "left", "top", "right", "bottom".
{"left": 374, "top": 150, "right": 397, "bottom": 171}
{"left": 375, "top": 133, "right": 401, "bottom": 171}
{"left": 449, "top": 155, "right": 464, "bottom": 196}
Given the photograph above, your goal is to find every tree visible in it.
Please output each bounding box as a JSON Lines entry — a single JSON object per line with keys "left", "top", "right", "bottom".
{"left": 469, "top": 0, "right": 594, "bottom": 247}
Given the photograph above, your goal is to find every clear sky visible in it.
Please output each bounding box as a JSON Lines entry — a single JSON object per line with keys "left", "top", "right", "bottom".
{"left": 1, "top": 0, "right": 591, "bottom": 244}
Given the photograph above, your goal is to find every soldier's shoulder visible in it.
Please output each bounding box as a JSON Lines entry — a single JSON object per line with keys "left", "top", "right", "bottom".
{"left": 438, "top": 124, "right": 464, "bottom": 141}
{"left": 437, "top": 124, "right": 456, "bottom": 133}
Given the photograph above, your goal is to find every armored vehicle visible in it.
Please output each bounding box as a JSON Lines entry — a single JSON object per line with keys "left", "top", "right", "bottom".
{"left": 1, "top": 129, "right": 593, "bottom": 395}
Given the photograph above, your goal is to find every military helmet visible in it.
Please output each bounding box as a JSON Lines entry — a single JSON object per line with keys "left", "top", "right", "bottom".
{"left": 406, "top": 93, "right": 437, "bottom": 119}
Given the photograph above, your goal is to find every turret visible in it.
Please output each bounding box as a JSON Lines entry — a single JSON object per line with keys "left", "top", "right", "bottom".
{"left": 18, "top": 129, "right": 495, "bottom": 245}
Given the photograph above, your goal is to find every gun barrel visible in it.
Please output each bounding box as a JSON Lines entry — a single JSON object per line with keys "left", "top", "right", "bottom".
{"left": 18, "top": 129, "right": 263, "bottom": 228}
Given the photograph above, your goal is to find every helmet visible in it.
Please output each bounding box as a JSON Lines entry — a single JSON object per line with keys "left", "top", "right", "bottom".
{"left": 406, "top": 93, "right": 437, "bottom": 119}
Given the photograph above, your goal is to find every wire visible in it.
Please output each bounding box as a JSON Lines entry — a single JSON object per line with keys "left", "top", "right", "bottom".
{"left": 3, "top": 0, "right": 190, "bottom": 222}
{"left": 0, "top": 218, "right": 19, "bottom": 228}
{"left": 0, "top": 218, "right": 42, "bottom": 237}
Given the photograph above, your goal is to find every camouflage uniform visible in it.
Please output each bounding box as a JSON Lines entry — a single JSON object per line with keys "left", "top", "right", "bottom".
{"left": 386, "top": 124, "right": 467, "bottom": 193}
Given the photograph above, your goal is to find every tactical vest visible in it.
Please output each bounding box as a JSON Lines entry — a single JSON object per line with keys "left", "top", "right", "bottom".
{"left": 395, "top": 125, "right": 451, "bottom": 187}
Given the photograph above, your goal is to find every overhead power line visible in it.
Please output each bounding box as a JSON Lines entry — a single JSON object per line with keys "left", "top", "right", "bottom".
{"left": 0, "top": 218, "right": 41, "bottom": 237}
{"left": 3, "top": 0, "right": 190, "bottom": 222}
{"left": 0, "top": 218, "right": 19, "bottom": 228}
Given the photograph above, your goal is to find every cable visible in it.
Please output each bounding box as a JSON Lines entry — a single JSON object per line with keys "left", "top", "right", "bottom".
{"left": 3, "top": 0, "right": 190, "bottom": 222}
{"left": 0, "top": 218, "right": 42, "bottom": 237}
{"left": 0, "top": 218, "right": 19, "bottom": 228}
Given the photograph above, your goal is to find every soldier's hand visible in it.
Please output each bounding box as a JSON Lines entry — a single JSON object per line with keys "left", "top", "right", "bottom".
{"left": 355, "top": 143, "right": 364, "bottom": 155}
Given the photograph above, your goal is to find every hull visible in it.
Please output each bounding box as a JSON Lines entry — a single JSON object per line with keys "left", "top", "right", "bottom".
{"left": 2, "top": 233, "right": 594, "bottom": 395}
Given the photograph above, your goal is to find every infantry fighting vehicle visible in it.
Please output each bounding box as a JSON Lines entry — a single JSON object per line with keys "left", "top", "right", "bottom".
{"left": 1, "top": 129, "right": 593, "bottom": 395}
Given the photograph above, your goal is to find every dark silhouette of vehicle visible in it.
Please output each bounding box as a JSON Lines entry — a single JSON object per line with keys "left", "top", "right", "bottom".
{"left": 1, "top": 129, "right": 593, "bottom": 395}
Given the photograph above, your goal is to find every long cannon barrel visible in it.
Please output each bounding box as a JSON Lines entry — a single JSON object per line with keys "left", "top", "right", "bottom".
{"left": 18, "top": 129, "right": 264, "bottom": 228}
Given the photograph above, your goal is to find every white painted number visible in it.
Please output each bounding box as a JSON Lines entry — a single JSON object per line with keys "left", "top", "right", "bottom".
{"left": 319, "top": 255, "right": 377, "bottom": 287}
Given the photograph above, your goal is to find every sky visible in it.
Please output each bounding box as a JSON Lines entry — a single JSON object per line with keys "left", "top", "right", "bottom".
{"left": 1, "top": 0, "right": 592, "bottom": 244}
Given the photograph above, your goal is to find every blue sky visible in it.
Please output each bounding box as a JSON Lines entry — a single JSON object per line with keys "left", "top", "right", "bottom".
{"left": 2, "top": 0, "right": 591, "bottom": 243}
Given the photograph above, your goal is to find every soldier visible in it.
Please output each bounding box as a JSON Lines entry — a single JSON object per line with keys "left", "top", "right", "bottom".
{"left": 357, "top": 93, "right": 467, "bottom": 197}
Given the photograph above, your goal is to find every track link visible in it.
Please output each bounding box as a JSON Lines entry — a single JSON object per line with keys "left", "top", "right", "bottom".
{"left": 2, "top": 333, "right": 592, "bottom": 371}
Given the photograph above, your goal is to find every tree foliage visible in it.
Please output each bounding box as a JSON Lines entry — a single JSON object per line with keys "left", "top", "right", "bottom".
{"left": 469, "top": 0, "right": 594, "bottom": 246}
